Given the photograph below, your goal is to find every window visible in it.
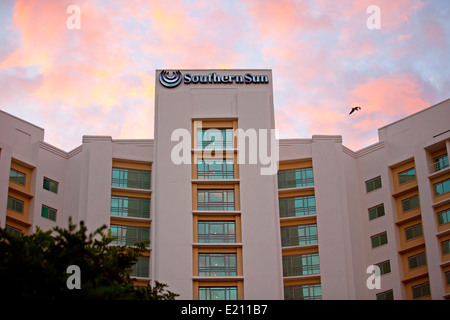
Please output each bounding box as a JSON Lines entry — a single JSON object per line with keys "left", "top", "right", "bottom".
{"left": 110, "top": 196, "right": 150, "bottom": 219}
{"left": 41, "top": 205, "right": 57, "bottom": 221}
{"left": 375, "top": 260, "right": 391, "bottom": 275}
{"left": 197, "top": 189, "right": 235, "bottom": 211}
{"left": 365, "top": 176, "right": 382, "bottom": 193}
{"left": 199, "top": 287, "right": 237, "bottom": 300}
{"left": 437, "top": 209, "right": 450, "bottom": 225}
{"left": 197, "top": 128, "right": 233, "bottom": 149}
{"left": 368, "top": 204, "right": 385, "bottom": 220}
{"left": 405, "top": 223, "right": 423, "bottom": 241}
{"left": 197, "top": 159, "right": 234, "bottom": 179}
{"left": 110, "top": 225, "right": 150, "bottom": 247}
{"left": 111, "top": 168, "right": 151, "bottom": 190}
{"left": 284, "top": 284, "right": 322, "bottom": 300}
{"left": 442, "top": 240, "right": 450, "bottom": 255}
{"left": 131, "top": 256, "right": 150, "bottom": 278}
{"left": 408, "top": 252, "right": 426, "bottom": 270}
{"left": 401, "top": 195, "right": 419, "bottom": 213}
{"left": 198, "top": 221, "right": 236, "bottom": 243}
{"left": 371, "top": 232, "right": 388, "bottom": 248}
{"left": 9, "top": 168, "right": 25, "bottom": 185}
{"left": 282, "top": 253, "right": 320, "bottom": 277}
{"left": 434, "top": 179, "right": 450, "bottom": 196}
{"left": 398, "top": 168, "right": 416, "bottom": 184}
{"left": 198, "top": 253, "right": 237, "bottom": 276}
{"left": 446, "top": 271, "right": 450, "bottom": 285}
{"left": 279, "top": 195, "right": 316, "bottom": 218}
{"left": 7, "top": 196, "right": 24, "bottom": 213}
{"left": 278, "top": 168, "right": 314, "bottom": 189}
{"left": 5, "top": 225, "right": 22, "bottom": 237}
{"left": 280, "top": 224, "right": 318, "bottom": 247}
{"left": 43, "top": 177, "right": 58, "bottom": 193}
{"left": 433, "top": 154, "right": 449, "bottom": 172}
{"left": 376, "top": 290, "right": 394, "bottom": 300}
{"left": 412, "top": 282, "right": 430, "bottom": 299}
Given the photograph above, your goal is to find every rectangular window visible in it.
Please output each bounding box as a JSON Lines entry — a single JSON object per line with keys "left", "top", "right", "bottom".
{"left": 5, "top": 225, "right": 22, "bottom": 237}
{"left": 280, "top": 224, "right": 318, "bottom": 247}
{"left": 110, "top": 196, "right": 150, "bottom": 219}
{"left": 412, "top": 282, "right": 430, "bottom": 299}
{"left": 9, "top": 168, "right": 26, "bottom": 185}
{"left": 442, "top": 240, "right": 450, "bottom": 255}
{"left": 197, "top": 189, "right": 235, "bottom": 211}
{"left": 198, "top": 221, "right": 236, "bottom": 243}
{"left": 198, "top": 287, "right": 237, "bottom": 300}
{"left": 7, "top": 196, "right": 24, "bottom": 213}
{"left": 131, "top": 256, "right": 150, "bottom": 278}
{"left": 376, "top": 290, "right": 394, "bottom": 300}
{"left": 279, "top": 195, "right": 316, "bottom": 218}
{"left": 43, "top": 177, "right": 59, "bottom": 193}
{"left": 365, "top": 176, "right": 382, "bottom": 193}
{"left": 408, "top": 252, "right": 426, "bottom": 270}
{"left": 368, "top": 204, "right": 385, "bottom": 220}
{"left": 446, "top": 271, "right": 450, "bottom": 285}
{"left": 401, "top": 195, "right": 419, "bottom": 213}
{"left": 197, "top": 159, "right": 234, "bottom": 179}
{"left": 110, "top": 225, "right": 150, "bottom": 247}
{"left": 434, "top": 179, "right": 450, "bottom": 196}
{"left": 433, "top": 154, "right": 449, "bottom": 172}
{"left": 282, "top": 253, "right": 320, "bottom": 277}
{"left": 376, "top": 260, "right": 391, "bottom": 275}
{"left": 405, "top": 223, "right": 423, "bottom": 241}
{"left": 111, "top": 168, "right": 151, "bottom": 190}
{"left": 284, "top": 284, "right": 322, "bottom": 300}
{"left": 197, "top": 128, "right": 233, "bottom": 149}
{"left": 371, "top": 232, "right": 388, "bottom": 248}
{"left": 41, "top": 205, "right": 57, "bottom": 221}
{"left": 437, "top": 209, "right": 450, "bottom": 225}
{"left": 278, "top": 168, "right": 314, "bottom": 189}
{"left": 198, "top": 253, "right": 237, "bottom": 276}
{"left": 398, "top": 168, "right": 416, "bottom": 184}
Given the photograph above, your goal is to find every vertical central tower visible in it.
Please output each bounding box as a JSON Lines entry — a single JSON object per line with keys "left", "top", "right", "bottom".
{"left": 152, "top": 69, "right": 283, "bottom": 299}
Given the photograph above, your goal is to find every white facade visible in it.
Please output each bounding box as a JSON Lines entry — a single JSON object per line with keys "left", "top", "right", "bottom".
{"left": 1, "top": 70, "right": 449, "bottom": 300}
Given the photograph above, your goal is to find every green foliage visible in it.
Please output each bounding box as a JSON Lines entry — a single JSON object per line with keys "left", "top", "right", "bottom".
{"left": 0, "top": 218, "right": 178, "bottom": 300}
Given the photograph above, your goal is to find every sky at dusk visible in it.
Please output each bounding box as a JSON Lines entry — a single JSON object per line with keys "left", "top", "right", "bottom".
{"left": 0, "top": 0, "right": 449, "bottom": 151}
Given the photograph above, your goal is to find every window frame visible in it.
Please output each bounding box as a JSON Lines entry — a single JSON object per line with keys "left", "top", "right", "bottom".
{"left": 111, "top": 167, "right": 151, "bottom": 190}
{"left": 433, "top": 178, "right": 450, "bottom": 196}
{"left": 284, "top": 283, "right": 322, "bottom": 300}
{"left": 43, "top": 177, "right": 59, "bottom": 194}
{"left": 280, "top": 223, "right": 318, "bottom": 247}
{"left": 376, "top": 289, "right": 394, "bottom": 300}
{"left": 370, "top": 232, "right": 388, "bottom": 249}
{"left": 9, "top": 168, "right": 26, "bottom": 186}
{"left": 401, "top": 194, "right": 419, "bottom": 213}
{"left": 277, "top": 167, "right": 314, "bottom": 189}
{"left": 398, "top": 167, "right": 416, "bottom": 185}
{"left": 365, "top": 176, "right": 382, "bottom": 193}
{"left": 198, "top": 286, "right": 237, "bottom": 300}
{"left": 408, "top": 252, "right": 427, "bottom": 270}
{"left": 405, "top": 223, "right": 423, "bottom": 241}
{"left": 282, "top": 253, "right": 320, "bottom": 277}
{"left": 198, "top": 221, "right": 236, "bottom": 243}
{"left": 368, "top": 203, "right": 385, "bottom": 221}
{"left": 375, "top": 260, "right": 391, "bottom": 275}
{"left": 7, "top": 196, "right": 24, "bottom": 214}
{"left": 279, "top": 195, "right": 316, "bottom": 218}
{"left": 41, "top": 205, "right": 57, "bottom": 221}
{"left": 198, "top": 253, "right": 238, "bottom": 277}
{"left": 197, "top": 189, "right": 235, "bottom": 211}
{"left": 412, "top": 282, "right": 430, "bottom": 299}
{"left": 197, "top": 158, "right": 234, "bottom": 180}
{"left": 110, "top": 195, "right": 150, "bottom": 219}
{"left": 110, "top": 224, "right": 150, "bottom": 247}
{"left": 437, "top": 208, "right": 450, "bottom": 226}
{"left": 442, "top": 239, "right": 450, "bottom": 256}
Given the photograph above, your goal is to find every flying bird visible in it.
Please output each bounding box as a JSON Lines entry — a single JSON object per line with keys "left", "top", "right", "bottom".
{"left": 349, "top": 106, "right": 362, "bottom": 115}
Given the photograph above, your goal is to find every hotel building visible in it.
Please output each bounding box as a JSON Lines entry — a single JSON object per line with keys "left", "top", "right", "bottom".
{"left": 0, "top": 69, "right": 449, "bottom": 300}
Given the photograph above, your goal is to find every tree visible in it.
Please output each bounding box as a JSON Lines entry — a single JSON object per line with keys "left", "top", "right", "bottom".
{"left": 0, "top": 219, "right": 178, "bottom": 299}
